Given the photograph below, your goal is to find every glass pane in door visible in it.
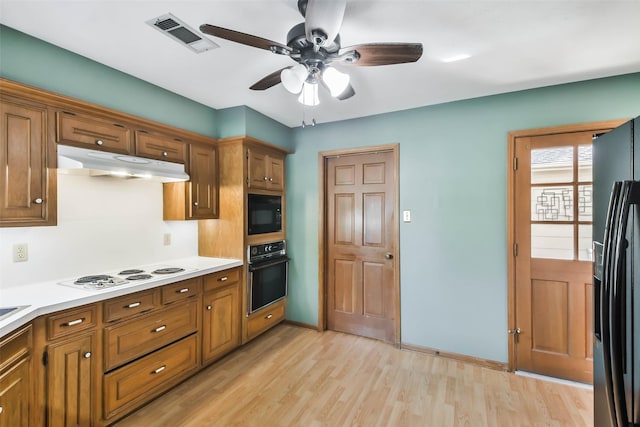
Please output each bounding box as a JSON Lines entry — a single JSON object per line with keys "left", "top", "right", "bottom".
{"left": 531, "top": 186, "right": 573, "bottom": 221}
{"left": 578, "top": 145, "right": 592, "bottom": 182}
{"left": 531, "top": 146, "right": 573, "bottom": 184}
{"left": 531, "top": 224, "right": 574, "bottom": 260}
{"left": 578, "top": 224, "right": 593, "bottom": 261}
{"left": 578, "top": 185, "right": 592, "bottom": 221}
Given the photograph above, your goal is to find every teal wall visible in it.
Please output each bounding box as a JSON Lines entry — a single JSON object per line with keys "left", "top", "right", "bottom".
{"left": 286, "top": 73, "right": 640, "bottom": 362}
{"left": 217, "top": 105, "right": 293, "bottom": 150}
{"left": 0, "top": 25, "right": 219, "bottom": 138}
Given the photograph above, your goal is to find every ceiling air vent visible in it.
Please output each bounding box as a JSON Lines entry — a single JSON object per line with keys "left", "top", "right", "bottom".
{"left": 146, "top": 13, "right": 219, "bottom": 53}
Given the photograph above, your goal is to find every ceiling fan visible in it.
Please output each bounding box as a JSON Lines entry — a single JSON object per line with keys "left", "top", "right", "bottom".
{"left": 200, "top": 0, "right": 423, "bottom": 106}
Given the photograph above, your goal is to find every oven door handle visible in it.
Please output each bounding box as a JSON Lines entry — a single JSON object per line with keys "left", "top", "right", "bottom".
{"left": 248, "top": 256, "right": 289, "bottom": 272}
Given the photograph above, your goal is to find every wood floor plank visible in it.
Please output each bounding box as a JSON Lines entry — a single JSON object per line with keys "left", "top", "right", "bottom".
{"left": 113, "top": 325, "right": 593, "bottom": 427}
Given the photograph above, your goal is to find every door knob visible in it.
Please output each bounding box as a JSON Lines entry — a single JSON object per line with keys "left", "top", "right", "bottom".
{"left": 385, "top": 253, "right": 393, "bottom": 259}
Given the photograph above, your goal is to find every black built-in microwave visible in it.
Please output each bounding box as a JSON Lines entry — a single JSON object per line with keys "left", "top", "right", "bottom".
{"left": 248, "top": 194, "right": 282, "bottom": 235}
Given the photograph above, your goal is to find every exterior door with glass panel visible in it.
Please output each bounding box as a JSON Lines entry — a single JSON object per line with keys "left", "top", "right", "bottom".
{"left": 514, "top": 131, "right": 594, "bottom": 383}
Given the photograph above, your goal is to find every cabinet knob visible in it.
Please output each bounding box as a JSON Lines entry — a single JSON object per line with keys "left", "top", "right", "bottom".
{"left": 162, "top": 151, "right": 168, "bottom": 157}
{"left": 269, "top": 177, "right": 273, "bottom": 182}
{"left": 207, "top": 305, "right": 212, "bottom": 311}
{"left": 193, "top": 201, "right": 199, "bottom": 207}
{"left": 263, "top": 176, "right": 268, "bottom": 181}
{"left": 83, "top": 352, "right": 92, "bottom": 359}
{"left": 34, "top": 198, "right": 43, "bottom": 204}
{"left": 0, "top": 406, "right": 3, "bottom": 414}
{"left": 95, "top": 140, "right": 104, "bottom": 146}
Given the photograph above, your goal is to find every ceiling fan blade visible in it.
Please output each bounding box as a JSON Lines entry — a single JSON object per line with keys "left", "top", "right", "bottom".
{"left": 250, "top": 68, "right": 290, "bottom": 91}
{"left": 340, "top": 43, "right": 423, "bottom": 66}
{"left": 304, "top": 0, "right": 346, "bottom": 47}
{"left": 336, "top": 83, "right": 355, "bottom": 101}
{"left": 200, "top": 24, "right": 292, "bottom": 54}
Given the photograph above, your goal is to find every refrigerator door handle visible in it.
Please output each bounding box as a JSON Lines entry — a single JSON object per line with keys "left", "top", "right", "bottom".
{"left": 602, "top": 181, "right": 623, "bottom": 427}
{"left": 609, "top": 180, "right": 640, "bottom": 427}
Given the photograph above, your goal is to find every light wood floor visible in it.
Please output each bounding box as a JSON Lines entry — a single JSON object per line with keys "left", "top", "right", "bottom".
{"left": 114, "top": 324, "right": 593, "bottom": 427}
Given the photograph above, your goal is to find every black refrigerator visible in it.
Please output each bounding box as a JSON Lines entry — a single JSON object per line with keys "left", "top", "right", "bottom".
{"left": 593, "top": 116, "right": 640, "bottom": 427}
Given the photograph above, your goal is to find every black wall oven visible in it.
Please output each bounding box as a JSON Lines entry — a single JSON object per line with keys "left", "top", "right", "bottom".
{"left": 247, "top": 240, "right": 288, "bottom": 314}
{"left": 248, "top": 194, "right": 282, "bottom": 235}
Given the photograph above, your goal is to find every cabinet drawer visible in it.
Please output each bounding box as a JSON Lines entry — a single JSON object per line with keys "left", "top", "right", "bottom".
{"left": 203, "top": 267, "right": 241, "bottom": 293}
{"left": 161, "top": 277, "right": 202, "bottom": 305}
{"left": 247, "top": 299, "right": 285, "bottom": 339}
{"left": 56, "top": 112, "right": 132, "bottom": 154}
{"left": 104, "top": 289, "right": 158, "bottom": 323}
{"left": 103, "top": 334, "right": 198, "bottom": 419}
{"left": 135, "top": 131, "right": 186, "bottom": 163}
{"left": 47, "top": 305, "right": 98, "bottom": 340}
{"left": 0, "top": 325, "right": 32, "bottom": 371}
{"left": 103, "top": 299, "right": 198, "bottom": 371}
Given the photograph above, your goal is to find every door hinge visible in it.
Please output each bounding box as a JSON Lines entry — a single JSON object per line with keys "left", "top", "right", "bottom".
{"left": 42, "top": 350, "right": 48, "bottom": 366}
{"left": 513, "top": 157, "right": 518, "bottom": 171}
{"left": 513, "top": 243, "right": 518, "bottom": 257}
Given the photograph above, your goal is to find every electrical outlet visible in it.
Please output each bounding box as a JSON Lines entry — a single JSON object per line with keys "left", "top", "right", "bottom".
{"left": 403, "top": 210, "right": 411, "bottom": 223}
{"left": 13, "top": 243, "right": 28, "bottom": 262}
{"left": 163, "top": 233, "right": 172, "bottom": 246}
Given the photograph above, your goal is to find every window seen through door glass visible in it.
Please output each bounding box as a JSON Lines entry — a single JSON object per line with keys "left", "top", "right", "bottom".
{"left": 530, "top": 144, "right": 593, "bottom": 261}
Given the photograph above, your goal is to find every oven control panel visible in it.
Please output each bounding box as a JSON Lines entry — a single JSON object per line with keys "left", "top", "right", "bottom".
{"left": 248, "top": 240, "right": 286, "bottom": 262}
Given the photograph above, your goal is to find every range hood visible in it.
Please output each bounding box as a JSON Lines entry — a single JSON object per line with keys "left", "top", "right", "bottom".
{"left": 58, "top": 145, "right": 189, "bottom": 182}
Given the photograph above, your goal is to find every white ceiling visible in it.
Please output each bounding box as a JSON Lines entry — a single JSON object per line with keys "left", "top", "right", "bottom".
{"left": 1, "top": 1, "right": 639, "bottom": 128}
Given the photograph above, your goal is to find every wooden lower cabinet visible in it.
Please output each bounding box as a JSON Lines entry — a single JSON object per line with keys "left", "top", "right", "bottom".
{"left": 0, "top": 357, "right": 31, "bottom": 427}
{"left": 0, "top": 325, "right": 32, "bottom": 427}
{"left": 47, "top": 332, "right": 96, "bottom": 427}
{"left": 247, "top": 299, "right": 286, "bottom": 341}
{"left": 202, "top": 284, "right": 240, "bottom": 364}
{"left": 103, "top": 334, "right": 199, "bottom": 420}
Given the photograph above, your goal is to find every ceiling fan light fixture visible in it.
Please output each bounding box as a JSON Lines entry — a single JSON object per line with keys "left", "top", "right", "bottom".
{"left": 322, "top": 66, "right": 350, "bottom": 97}
{"left": 281, "top": 63, "right": 308, "bottom": 94}
{"left": 298, "top": 81, "right": 319, "bottom": 106}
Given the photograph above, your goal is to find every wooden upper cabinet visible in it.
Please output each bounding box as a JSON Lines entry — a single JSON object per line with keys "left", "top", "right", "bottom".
{"left": 134, "top": 131, "right": 186, "bottom": 164}
{"left": 56, "top": 111, "right": 132, "bottom": 154}
{"left": 163, "top": 142, "right": 219, "bottom": 220}
{"left": 189, "top": 143, "right": 218, "bottom": 219}
{"left": 0, "top": 95, "right": 56, "bottom": 227}
{"left": 247, "top": 146, "right": 284, "bottom": 192}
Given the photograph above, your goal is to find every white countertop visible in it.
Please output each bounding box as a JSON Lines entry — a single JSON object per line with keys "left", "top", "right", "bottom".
{"left": 0, "top": 256, "right": 243, "bottom": 338}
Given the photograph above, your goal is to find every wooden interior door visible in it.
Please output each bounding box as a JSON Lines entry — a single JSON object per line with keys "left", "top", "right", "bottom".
{"left": 325, "top": 149, "right": 398, "bottom": 343}
{"left": 514, "top": 131, "right": 595, "bottom": 383}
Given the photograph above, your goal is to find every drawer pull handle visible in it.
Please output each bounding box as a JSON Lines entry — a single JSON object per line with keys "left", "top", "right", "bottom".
{"left": 153, "top": 325, "right": 167, "bottom": 333}
{"left": 152, "top": 365, "right": 166, "bottom": 374}
{"left": 126, "top": 302, "right": 141, "bottom": 309}
{"left": 177, "top": 288, "right": 189, "bottom": 293}
{"left": 266, "top": 314, "right": 273, "bottom": 320}
{"left": 207, "top": 305, "right": 212, "bottom": 311}
{"left": 95, "top": 139, "right": 104, "bottom": 146}
{"left": 63, "top": 318, "right": 84, "bottom": 327}
{"left": 83, "top": 352, "right": 92, "bottom": 359}
{"left": 219, "top": 277, "right": 228, "bottom": 282}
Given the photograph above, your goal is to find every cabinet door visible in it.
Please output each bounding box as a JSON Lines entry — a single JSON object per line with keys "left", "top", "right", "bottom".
{"left": 202, "top": 284, "right": 240, "bottom": 363}
{"left": 47, "top": 333, "right": 95, "bottom": 427}
{"left": 267, "top": 155, "right": 284, "bottom": 191}
{"left": 134, "top": 131, "right": 186, "bottom": 163}
{"left": 56, "top": 111, "right": 131, "bottom": 154}
{"left": 189, "top": 143, "right": 218, "bottom": 219}
{"left": 0, "top": 97, "right": 53, "bottom": 226}
{"left": 247, "top": 149, "right": 268, "bottom": 190}
{"left": 0, "top": 357, "right": 30, "bottom": 427}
